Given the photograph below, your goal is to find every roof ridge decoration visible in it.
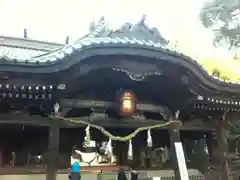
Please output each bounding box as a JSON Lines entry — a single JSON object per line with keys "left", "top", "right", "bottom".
{"left": 30, "top": 16, "right": 109, "bottom": 62}
{"left": 108, "top": 15, "right": 169, "bottom": 45}
{"left": 33, "top": 15, "right": 169, "bottom": 62}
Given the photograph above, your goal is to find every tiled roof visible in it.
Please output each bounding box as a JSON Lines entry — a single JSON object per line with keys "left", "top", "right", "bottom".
{"left": 0, "top": 36, "right": 64, "bottom": 61}
{"left": 0, "top": 16, "right": 239, "bottom": 90}
{"left": 0, "top": 46, "right": 47, "bottom": 61}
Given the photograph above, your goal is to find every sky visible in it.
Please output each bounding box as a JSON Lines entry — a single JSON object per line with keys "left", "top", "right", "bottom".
{"left": 0, "top": 0, "right": 237, "bottom": 62}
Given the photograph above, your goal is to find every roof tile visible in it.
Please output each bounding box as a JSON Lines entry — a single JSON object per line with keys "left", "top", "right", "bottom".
{"left": 0, "top": 46, "right": 47, "bottom": 61}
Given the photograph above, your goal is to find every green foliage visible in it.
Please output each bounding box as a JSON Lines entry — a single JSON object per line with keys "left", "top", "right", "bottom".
{"left": 199, "top": 0, "right": 240, "bottom": 49}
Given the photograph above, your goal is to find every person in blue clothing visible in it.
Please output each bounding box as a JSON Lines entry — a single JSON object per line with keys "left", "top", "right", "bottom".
{"left": 69, "top": 151, "right": 81, "bottom": 180}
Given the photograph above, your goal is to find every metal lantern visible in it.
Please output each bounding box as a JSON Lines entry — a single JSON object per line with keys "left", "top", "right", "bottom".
{"left": 119, "top": 91, "right": 136, "bottom": 116}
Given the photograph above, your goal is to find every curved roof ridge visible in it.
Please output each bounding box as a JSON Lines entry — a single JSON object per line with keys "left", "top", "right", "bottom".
{"left": 33, "top": 15, "right": 170, "bottom": 61}
{"left": 0, "top": 35, "right": 64, "bottom": 60}
{"left": 0, "top": 15, "right": 239, "bottom": 86}
{"left": 31, "top": 16, "right": 108, "bottom": 60}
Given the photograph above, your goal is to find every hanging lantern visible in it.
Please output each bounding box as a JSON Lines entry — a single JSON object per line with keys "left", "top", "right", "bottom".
{"left": 128, "top": 140, "right": 133, "bottom": 160}
{"left": 147, "top": 129, "right": 153, "bottom": 147}
{"left": 119, "top": 91, "right": 136, "bottom": 116}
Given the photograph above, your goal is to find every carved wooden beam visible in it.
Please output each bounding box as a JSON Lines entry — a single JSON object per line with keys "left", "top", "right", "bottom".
{"left": 137, "top": 104, "right": 171, "bottom": 119}
{"left": 0, "top": 111, "right": 214, "bottom": 130}
{"left": 60, "top": 99, "right": 114, "bottom": 108}
{"left": 47, "top": 118, "right": 59, "bottom": 180}
{"left": 168, "top": 111, "right": 182, "bottom": 180}
{"left": 0, "top": 111, "right": 50, "bottom": 126}
{"left": 60, "top": 99, "right": 171, "bottom": 114}
{"left": 183, "top": 119, "right": 215, "bottom": 131}
{"left": 59, "top": 108, "right": 71, "bottom": 117}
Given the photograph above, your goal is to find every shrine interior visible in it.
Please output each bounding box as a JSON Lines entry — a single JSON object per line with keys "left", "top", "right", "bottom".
{"left": 0, "top": 124, "right": 212, "bottom": 170}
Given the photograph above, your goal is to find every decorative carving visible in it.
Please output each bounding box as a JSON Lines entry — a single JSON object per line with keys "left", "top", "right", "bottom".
{"left": 112, "top": 60, "right": 162, "bottom": 81}
{"left": 113, "top": 67, "right": 162, "bottom": 81}
{"left": 87, "top": 15, "right": 169, "bottom": 45}
{"left": 57, "top": 84, "right": 66, "bottom": 90}
{"left": 90, "top": 108, "right": 108, "bottom": 120}
{"left": 132, "top": 113, "right": 146, "bottom": 121}
{"left": 87, "top": 16, "right": 107, "bottom": 38}
{"left": 59, "top": 108, "right": 71, "bottom": 117}
{"left": 109, "top": 15, "right": 169, "bottom": 45}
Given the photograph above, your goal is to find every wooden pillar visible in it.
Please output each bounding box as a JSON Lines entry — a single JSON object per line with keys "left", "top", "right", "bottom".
{"left": 237, "top": 136, "right": 240, "bottom": 155}
{"left": 206, "top": 132, "right": 213, "bottom": 157}
{"left": 169, "top": 117, "right": 184, "bottom": 180}
{"left": 215, "top": 113, "right": 230, "bottom": 180}
{"left": 169, "top": 127, "right": 181, "bottom": 180}
{"left": 46, "top": 120, "right": 59, "bottom": 180}
{"left": 200, "top": 134, "right": 211, "bottom": 180}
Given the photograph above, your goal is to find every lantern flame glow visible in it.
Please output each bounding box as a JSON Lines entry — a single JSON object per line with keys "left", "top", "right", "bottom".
{"left": 119, "top": 91, "right": 136, "bottom": 116}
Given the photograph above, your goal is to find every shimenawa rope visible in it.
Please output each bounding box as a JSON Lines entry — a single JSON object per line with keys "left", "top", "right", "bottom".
{"left": 50, "top": 115, "right": 182, "bottom": 141}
